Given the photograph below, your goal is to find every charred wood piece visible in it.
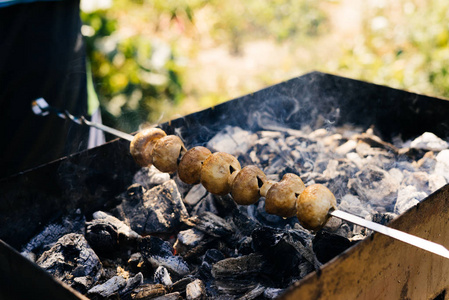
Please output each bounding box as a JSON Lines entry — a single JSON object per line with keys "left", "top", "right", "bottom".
{"left": 36, "top": 233, "right": 103, "bottom": 293}
{"left": 113, "top": 180, "right": 189, "bottom": 235}
{"left": 139, "top": 236, "right": 190, "bottom": 276}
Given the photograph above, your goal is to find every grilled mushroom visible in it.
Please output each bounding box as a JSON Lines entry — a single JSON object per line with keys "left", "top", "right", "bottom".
{"left": 265, "top": 173, "right": 305, "bottom": 218}
{"left": 200, "top": 152, "right": 241, "bottom": 195}
{"left": 260, "top": 180, "right": 276, "bottom": 198}
{"left": 231, "top": 165, "right": 267, "bottom": 205}
{"left": 130, "top": 128, "right": 166, "bottom": 167}
{"left": 152, "top": 135, "right": 187, "bottom": 173}
{"left": 178, "top": 146, "right": 212, "bottom": 184}
{"left": 296, "top": 184, "right": 337, "bottom": 231}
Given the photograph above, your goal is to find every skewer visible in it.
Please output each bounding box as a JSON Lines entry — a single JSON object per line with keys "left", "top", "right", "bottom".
{"left": 31, "top": 98, "right": 449, "bottom": 259}
{"left": 330, "top": 209, "right": 449, "bottom": 259}
{"left": 31, "top": 98, "right": 134, "bottom": 142}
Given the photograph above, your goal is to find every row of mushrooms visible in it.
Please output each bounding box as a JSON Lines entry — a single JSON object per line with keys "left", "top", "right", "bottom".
{"left": 130, "top": 128, "right": 337, "bottom": 231}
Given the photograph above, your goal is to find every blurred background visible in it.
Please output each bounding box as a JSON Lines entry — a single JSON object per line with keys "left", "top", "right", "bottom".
{"left": 80, "top": 0, "right": 449, "bottom": 136}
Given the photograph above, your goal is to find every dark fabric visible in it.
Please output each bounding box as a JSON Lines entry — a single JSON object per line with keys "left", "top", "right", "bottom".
{"left": 0, "top": 0, "right": 88, "bottom": 179}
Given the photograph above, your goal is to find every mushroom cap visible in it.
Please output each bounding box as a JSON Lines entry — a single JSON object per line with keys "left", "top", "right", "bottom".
{"left": 260, "top": 180, "right": 276, "bottom": 198}
{"left": 130, "top": 128, "right": 166, "bottom": 167}
{"left": 152, "top": 135, "right": 187, "bottom": 173}
{"left": 231, "top": 165, "right": 267, "bottom": 205}
{"left": 265, "top": 173, "right": 305, "bottom": 218}
{"left": 296, "top": 184, "right": 337, "bottom": 231}
{"left": 178, "top": 146, "right": 212, "bottom": 185}
{"left": 200, "top": 152, "right": 241, "bottom": 195}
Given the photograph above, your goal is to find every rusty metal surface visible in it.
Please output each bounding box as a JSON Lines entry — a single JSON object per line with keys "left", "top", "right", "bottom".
{"left": 281, "top": 184, "right": 449, "bottom": 300}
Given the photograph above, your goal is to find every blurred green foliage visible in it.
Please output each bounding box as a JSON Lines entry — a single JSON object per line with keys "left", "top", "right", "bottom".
{"left": 333, "top": 0, "right": 449, "bottom": 99}
{"left": 81, "top": 9, "right": 185, "bottom": 134}
{"left": 81, "top": 0, "right": 327, "bottom": 133}
{"left": 82, "top": 0, "right": 449, "bottom": 135}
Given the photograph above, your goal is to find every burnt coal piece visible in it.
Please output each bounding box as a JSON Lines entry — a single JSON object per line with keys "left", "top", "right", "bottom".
{"left": 36, "top": 233, "right": 103, "bottom": 294}
{"left": 112, "top": 180, "right": 189, "bottom": 235}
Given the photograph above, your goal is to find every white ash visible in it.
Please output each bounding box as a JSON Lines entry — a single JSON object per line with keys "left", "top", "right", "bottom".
{"left": 92, "top": 210, "right": 140, "bottom": 240}
{"left": 133, "top": 165, "right": 171, "bottom": 189}
{"left": 394, "top": 186, "right": 427, "bottom": 215}
{"left": 207, "top": 126, "right": 258, "bottom": 156}
{"left": 186, "top": 279, "right": 206, "bottom": 300}
{"left": 209, "top": 125, "right": 448, "bottom": 219}
{"left": 154, "top": 266, "right": 173, "bottom": 287}
{"left": 184, "top": 184, "right": 208, "bottom": 206}
{"left": 410, "top": 132, "right": 448, "bottom": 151}
{"left": 87, "top": 275, "right": 127, "bottom": 298}
{"left": 435, "top": 149, "right": 449, "bottom": 181}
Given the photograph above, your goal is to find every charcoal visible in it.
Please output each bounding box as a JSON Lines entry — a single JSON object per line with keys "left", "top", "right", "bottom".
{"left": 191, "top": 194, "right": 219, "bottom": 216}
{"left": 232, "top": 209, "right": 259, "bottom": 237}
{"left": 356, "top": 132, "right": 400, "bottom": 154}
{"left": 120, "top": 272, "right": 144, "bottom": 296}
{"left": 251, "top": 227, "right": 312, "bottom": 282}
{"left": 211, "top": 253, "right": 266, "bottom": 279}
{"left": 312, "top": 231, "right": 353, "bottom": 264}
{"left": 254, "top": 199, "right": 296, "bottom": 228}
{"left": 371, "top": 212, "right": 397, "bottom": 225}
{"left": 152, "top": 292, "right": 182, "bottom": 300}
{"left": 21, "top": 209, "right": 85, "bottom": 260}
{"left": 154, "top": 266, "right": 173, "bottom": 287}
{"left": 36, "top": 233, "right": 103, "bottom": 292}
{"left": 133, "top": 166, "right": 171, "bottom": 189}
{"left": 198, "top": 248, "right": 226, "bottom": 282}
{"left": 348, "top": 165, "right": 399, "bottom": 209}
{"left": 113, "top": 180, "right": 189, "bottom": 235}
{"left": 394, "top": 186, "right": 427, "bottom": 214}
{"left": 236, "top": 283, "right": 265, "bottom": 300}
{"left": 85, "top": 219, "right": 119, "bottom": 256}
{"left": 87, "top": 275, "right": 127, "bottom": 299}
{"left": 263, "top": 287, "right": 285, "bottom": 299}
{"left": 186, "top": 279, "right": 206, "bottom": 300}
{"left": 131, "top": 283, "right": 167, "bottom": 299}
{"left": 139, "top": 236, "right": 190, "bottom": 276}
{"left": 181, "top": 236, "right": 217, "bottom": 262}
{"left": 171, "top": 276, "right": 195, "bottom": 294}
{"left": 237, "top": 236, "right": 253, "bottom": 255}
{"left": 72, "top": 276, "right": 95, "bottom": 294}
{"left": 213, "top": 194, "right": 238, "bottom": 216}
{"left": 92, "top": 211, "right": 141, "bottom": 242}
{"left": 204, "top": 249, "right": 226, "bottom": 264}
{"left": 213, "top": 279, "right": 259, "bottom": 296}
{"left": 190, "top": 212, "right": 234, "bottom": 238}
{"left": 174, "top": 228, "right": 205, "bottom": 255}
{"left": 128, "top": 252, "right": 145, "bottom": 273}
{"left": 184, "top": 184, "right": 208, "bottom": 206}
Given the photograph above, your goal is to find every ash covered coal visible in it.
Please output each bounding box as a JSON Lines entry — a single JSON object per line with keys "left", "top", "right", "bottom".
{"left": 20, "top": 124, "right": 448, "bottom": 299}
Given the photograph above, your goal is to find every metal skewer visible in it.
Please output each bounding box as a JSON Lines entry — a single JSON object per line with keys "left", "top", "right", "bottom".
{"left": 31, "top": 98, "right": 134, "bottom": 142}
{"left": 330, "top": 209, "right": 449, "bottom": 259}
{"left": 32, "top": 98, "right": 449, "bottom": 259}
